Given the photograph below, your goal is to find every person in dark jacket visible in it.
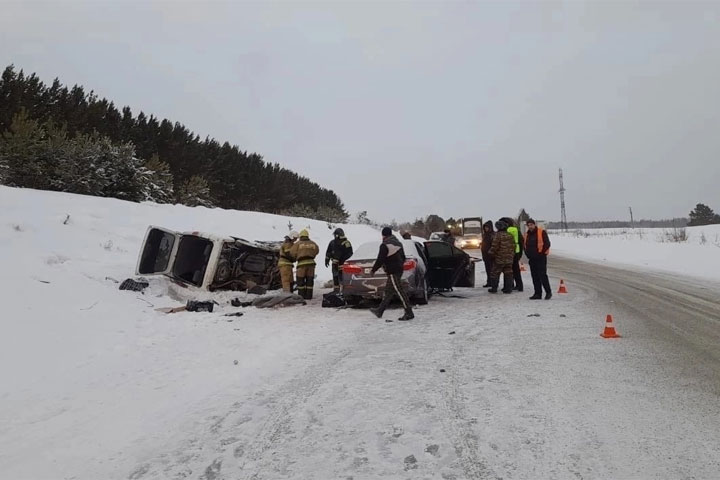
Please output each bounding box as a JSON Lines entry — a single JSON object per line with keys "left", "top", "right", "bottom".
{"left": 501, "top": 217, "right": 524, "bottom": 292}
{"left": 370, "top": 227, "right": 414, "bottom": 321}
{"left": 487, "top": 220, "right": 515, "bottom": 293}
{"left": 443, "top": 228, "right": 456, "bottom": 246}
{"left": 524, "top": 219, "right": 552, "bottom": 300}
{"left": 480, "top": 220, "right": 495, "bottom": 288}
{"left": 325, "top": 228, "right": 353, "bottom": 292}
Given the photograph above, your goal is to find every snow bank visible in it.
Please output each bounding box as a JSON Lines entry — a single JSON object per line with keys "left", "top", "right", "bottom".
{"left": 550, "top": 225, "right": 720, "bottom": 281}
{"left": 0, "top": 185, "right": 383, "bottom": 284}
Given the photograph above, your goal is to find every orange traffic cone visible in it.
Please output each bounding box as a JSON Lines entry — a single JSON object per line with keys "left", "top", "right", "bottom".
{"left": 558, "top": 279, "right": 568, "bottom": 294}
{"left": 600, "top": 314, "right": 621, "bottom": 338}
{"left": 520, "top": 263, "right": 527, "bottom": 272}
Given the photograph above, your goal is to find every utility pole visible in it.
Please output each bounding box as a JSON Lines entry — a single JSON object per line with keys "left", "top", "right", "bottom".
{"left": 629, "top": 207, "right": 635, "bottom": 229}
{"left": 558, "top": 168, "right": 568, "bottom": 231}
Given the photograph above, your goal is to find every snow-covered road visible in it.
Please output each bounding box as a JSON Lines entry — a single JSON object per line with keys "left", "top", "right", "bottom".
{"left": 6, "top": 260, "right": 718, "bottom": 479}
{"left": 118, "top": 260, "right": 720, "bottom": 480}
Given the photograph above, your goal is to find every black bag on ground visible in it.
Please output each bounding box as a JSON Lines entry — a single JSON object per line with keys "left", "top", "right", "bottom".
{"left": 322, "top": 292, "right": 346, "bottom": 308}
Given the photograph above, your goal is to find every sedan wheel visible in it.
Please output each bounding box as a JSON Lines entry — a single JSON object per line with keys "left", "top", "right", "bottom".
{"left": 415, "top": 277, "right": 429, "bottom": 305}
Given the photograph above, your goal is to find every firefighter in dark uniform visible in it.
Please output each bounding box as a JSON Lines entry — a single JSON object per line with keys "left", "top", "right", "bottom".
{"left": 325, "top": 228, "right": 353, "bottom": 292}
{"left": 289, "top": 229, "right": 320, "bottom": 299}
{"left": 369, "top": 227, "right": 414, "bottom": 321}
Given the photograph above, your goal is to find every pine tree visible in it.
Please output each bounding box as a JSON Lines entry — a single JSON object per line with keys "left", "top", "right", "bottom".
{"left": 425, "top": 215, "right": 446, "bottom": 235}
{"left": 0, "top": 65, "right": 349, "bottom": 215}
{"left": 141, "top": 154, "right": 175, "bottom": 203}
{"left": 177, "top": 175, "right": 213, "bottom": 208}
{"left": 0, "top": 109, "right": 60, "bottom": 190}
{"left": 688, "top": 203, "right": 720, "bottom": 226}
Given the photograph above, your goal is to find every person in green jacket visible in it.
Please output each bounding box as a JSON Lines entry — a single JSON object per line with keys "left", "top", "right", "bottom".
{"left": 502, "top": 217, "right": 524, "bottom": 292}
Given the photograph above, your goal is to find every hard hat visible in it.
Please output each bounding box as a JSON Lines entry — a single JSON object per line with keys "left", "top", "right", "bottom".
{"left": 333, "top": 228, "right": 345, "bottom": 237}
{"left": 299, "top": 229, "right": 309, "bottom": 237}
{"left": 289, "top": 230, "right": 299, "bottom": 239}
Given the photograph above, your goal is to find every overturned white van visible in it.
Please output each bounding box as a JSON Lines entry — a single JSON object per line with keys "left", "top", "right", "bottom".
{"left": 136, "top": 226, "right": 282, "bottom": 291}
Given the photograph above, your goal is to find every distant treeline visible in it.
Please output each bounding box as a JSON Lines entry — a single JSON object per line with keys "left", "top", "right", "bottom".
{"left": 0, "top": 65, "right": 347, "bottom": 221}
{"left": 547, "top": 218, "right": 690, "bottom": 229}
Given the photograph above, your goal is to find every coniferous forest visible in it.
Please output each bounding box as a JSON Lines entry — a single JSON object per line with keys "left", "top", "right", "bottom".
{"left": 0, "top": 65, "right": 348, "bottom": 221}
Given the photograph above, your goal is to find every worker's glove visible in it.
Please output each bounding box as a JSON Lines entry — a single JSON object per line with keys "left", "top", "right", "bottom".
{"left": 325, "top": 258, "right": 330, "bottom": 267}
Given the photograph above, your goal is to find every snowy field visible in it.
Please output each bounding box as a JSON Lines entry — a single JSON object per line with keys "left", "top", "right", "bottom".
{"left": 550, "top": 225, "right": 720, "bottom": 282}
{"left": 0, "top": 186, "right": 380, "bottom": 478}
{"left": 2, "top": 186, "right": 720, "bottom": 479}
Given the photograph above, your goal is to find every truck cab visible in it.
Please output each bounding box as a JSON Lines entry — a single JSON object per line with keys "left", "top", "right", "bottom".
{"left": 456, "top": 217, "right": 483, "bottom": 250}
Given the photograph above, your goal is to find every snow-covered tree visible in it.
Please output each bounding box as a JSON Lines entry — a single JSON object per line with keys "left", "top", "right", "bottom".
{"left": 177, "top": 175, "right": 213, "bottom": 208}
{"left": 140, "top": 154, "right": 174, "bottom": 203}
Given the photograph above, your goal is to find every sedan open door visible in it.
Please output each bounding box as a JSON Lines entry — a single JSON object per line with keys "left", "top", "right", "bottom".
{"left": 423, "top": 240, "right": 476, "bottom": 291}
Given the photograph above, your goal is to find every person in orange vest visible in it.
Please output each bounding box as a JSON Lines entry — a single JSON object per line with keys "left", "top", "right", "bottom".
{"left": 523, "top": 219, "right": 552, "bottom": 300}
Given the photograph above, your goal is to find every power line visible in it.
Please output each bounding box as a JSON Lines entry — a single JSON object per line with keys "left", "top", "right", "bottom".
{"left": 559, "top": 168, "right": 568, "bottom": 231}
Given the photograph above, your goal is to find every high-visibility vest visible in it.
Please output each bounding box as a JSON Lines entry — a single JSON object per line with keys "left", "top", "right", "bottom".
{"left": 524, "top": 227, "right": 550, "bottom": 255}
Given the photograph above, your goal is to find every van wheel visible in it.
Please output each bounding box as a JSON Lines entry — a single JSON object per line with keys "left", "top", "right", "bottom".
{"left": 415, "top": 278, "right": 429, "bottom": 305}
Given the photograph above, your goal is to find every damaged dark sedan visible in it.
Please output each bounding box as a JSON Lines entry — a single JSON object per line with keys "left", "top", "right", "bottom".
{"left": 340, "top": 239, "right": 477, "bottom": 305}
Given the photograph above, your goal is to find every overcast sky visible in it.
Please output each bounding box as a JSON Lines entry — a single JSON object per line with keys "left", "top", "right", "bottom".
{"left": 2, "top": 1, "right": 720, "bottom": 223}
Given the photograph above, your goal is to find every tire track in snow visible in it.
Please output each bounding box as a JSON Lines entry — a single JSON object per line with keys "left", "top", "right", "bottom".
{"left": 236, "top": 347, "right": 352, "bottom": 479}
{"left": 427, "top": 300, "right": 498, "bottom": 480}
{"left": 126, "top": 346, "right": 352, "bottom": 480}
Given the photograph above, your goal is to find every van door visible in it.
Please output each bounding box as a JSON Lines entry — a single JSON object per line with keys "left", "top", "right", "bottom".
{"left": 136, "top": 226, "right": 180, "bottom": 276}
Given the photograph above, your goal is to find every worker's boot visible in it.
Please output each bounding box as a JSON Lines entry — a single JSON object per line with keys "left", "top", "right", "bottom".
{"left": 398, "top": 308, "right": 414, "bottom": 321}
{"left": 488, "top": 278, "right": 498, "bottom": 293}
{"left": 502, "top": 273, "right": 513, "bottom": 294}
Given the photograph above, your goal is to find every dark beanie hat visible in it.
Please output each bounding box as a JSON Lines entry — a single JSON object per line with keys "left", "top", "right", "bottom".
{"left": 381, "top": 227, "right": 393, "bottom": 237}
{"left": 526, "top": 218, "right": 536, "bottom": 225}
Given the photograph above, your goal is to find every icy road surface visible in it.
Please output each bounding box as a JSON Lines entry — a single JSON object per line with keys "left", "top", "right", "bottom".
{"left": 3, "top": 258, "right": 720, "bottom": 479}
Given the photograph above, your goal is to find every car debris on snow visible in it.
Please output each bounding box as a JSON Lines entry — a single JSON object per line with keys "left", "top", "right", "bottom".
{"left": 155, "top": 305, "right": 187, "bottom": 314}
{"left": 185, "top": 300, "right": 215, "bottom": 312}
{"left": 119, "top": 278, "right": 149, "bottom": 292}
{"left": 251, "top": 293, "right": 306, "bottom": 308}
